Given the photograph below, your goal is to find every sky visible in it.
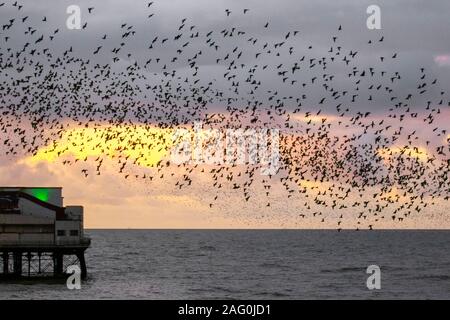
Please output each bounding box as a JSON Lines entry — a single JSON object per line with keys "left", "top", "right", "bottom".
{"left": 0, "top": 0, "right": 449, "bottom": 229}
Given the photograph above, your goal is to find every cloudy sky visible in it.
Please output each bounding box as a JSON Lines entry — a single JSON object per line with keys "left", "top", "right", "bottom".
{"left": 0, "top": 0, "right": 449, "bottom": 228}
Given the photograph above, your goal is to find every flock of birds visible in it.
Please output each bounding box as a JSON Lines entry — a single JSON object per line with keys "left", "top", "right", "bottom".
{"left": 0, "top": 1, "right": 449, "bottom": 228}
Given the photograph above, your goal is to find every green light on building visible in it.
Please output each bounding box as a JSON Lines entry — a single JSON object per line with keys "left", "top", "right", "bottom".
{"left": 31, "top": 189, "right": 50, "bottom": 202}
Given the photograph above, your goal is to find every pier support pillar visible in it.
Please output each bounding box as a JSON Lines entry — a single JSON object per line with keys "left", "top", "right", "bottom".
{"left": 54, "top": 252, "right": 63, "bottom": 276}
{"left": 13, "top": 252, "right": 22, "bottom": 276}
{"left": 38, "top": 252, "right": 42, "bottom": 274}
{"left": 77, "top": 252, "right": 87, "bottom": 280}
{"left": 2, "top": 252, "right": 8, "bottom": 274}
{"left": 27, "top": 252, "right": 32, "bottom": 276}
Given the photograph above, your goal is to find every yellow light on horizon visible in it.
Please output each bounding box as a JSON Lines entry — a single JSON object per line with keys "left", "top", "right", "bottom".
{"left": 26, "top": 125, "right": 174, "bottom": 167}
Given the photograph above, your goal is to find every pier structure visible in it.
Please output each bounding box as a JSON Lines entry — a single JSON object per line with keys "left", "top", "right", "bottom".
{"left": 0, "top": 187, "right": 90, "bottom": 279}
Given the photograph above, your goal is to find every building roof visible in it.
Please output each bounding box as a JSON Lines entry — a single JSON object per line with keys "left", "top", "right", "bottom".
{"left": 0, "top": 187, "right": 62, "bottom": 189}
{"left": 0, "top": 191, "right": 65, "bottom": 219}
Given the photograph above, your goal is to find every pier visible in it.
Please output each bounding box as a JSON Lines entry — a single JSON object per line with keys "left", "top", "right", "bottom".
{"left": 0, "top": 187, "right": 91, "bottom": 280}
{"left": 0, "top": 243, "right": 90, "bottom": 279}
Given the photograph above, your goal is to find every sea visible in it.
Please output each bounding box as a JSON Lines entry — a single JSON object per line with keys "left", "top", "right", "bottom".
{"left": 1, "top": 230, "right": 449, "bottom": 299}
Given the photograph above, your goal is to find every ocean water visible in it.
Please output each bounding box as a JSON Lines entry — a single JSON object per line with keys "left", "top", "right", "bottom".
{"left": 1, "top": 230, "right": 449, "bottom": 299}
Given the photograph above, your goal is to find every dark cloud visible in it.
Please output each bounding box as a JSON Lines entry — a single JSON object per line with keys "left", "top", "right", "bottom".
{"left": 2, "top": 0, "right": 450, "bottom": 115}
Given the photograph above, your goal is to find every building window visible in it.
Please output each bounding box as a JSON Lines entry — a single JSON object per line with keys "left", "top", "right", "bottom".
{"left": 57, "top": 230, "right": 66, "bottom": 236}
{"left": 70, "top": 230, "right": 79, "bottom": 236}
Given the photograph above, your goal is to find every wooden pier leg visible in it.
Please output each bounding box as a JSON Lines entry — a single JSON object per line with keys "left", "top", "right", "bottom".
{"left": 54, "top": 252, "right": 63, "bottom": 276}
{"left": 27, "top": 252, "right": 32, "bottom": 277}
{"left": 77, "top": 251, "right": 87, "bottom": 280}
{"left": 2, "top": 252, "right": 8, "bottom": 274}
{"left": 38, "top": 252, "right": 42, "bottom": 274}
{"left": 13, "top": 252, "right": 22, "bottom": 276}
